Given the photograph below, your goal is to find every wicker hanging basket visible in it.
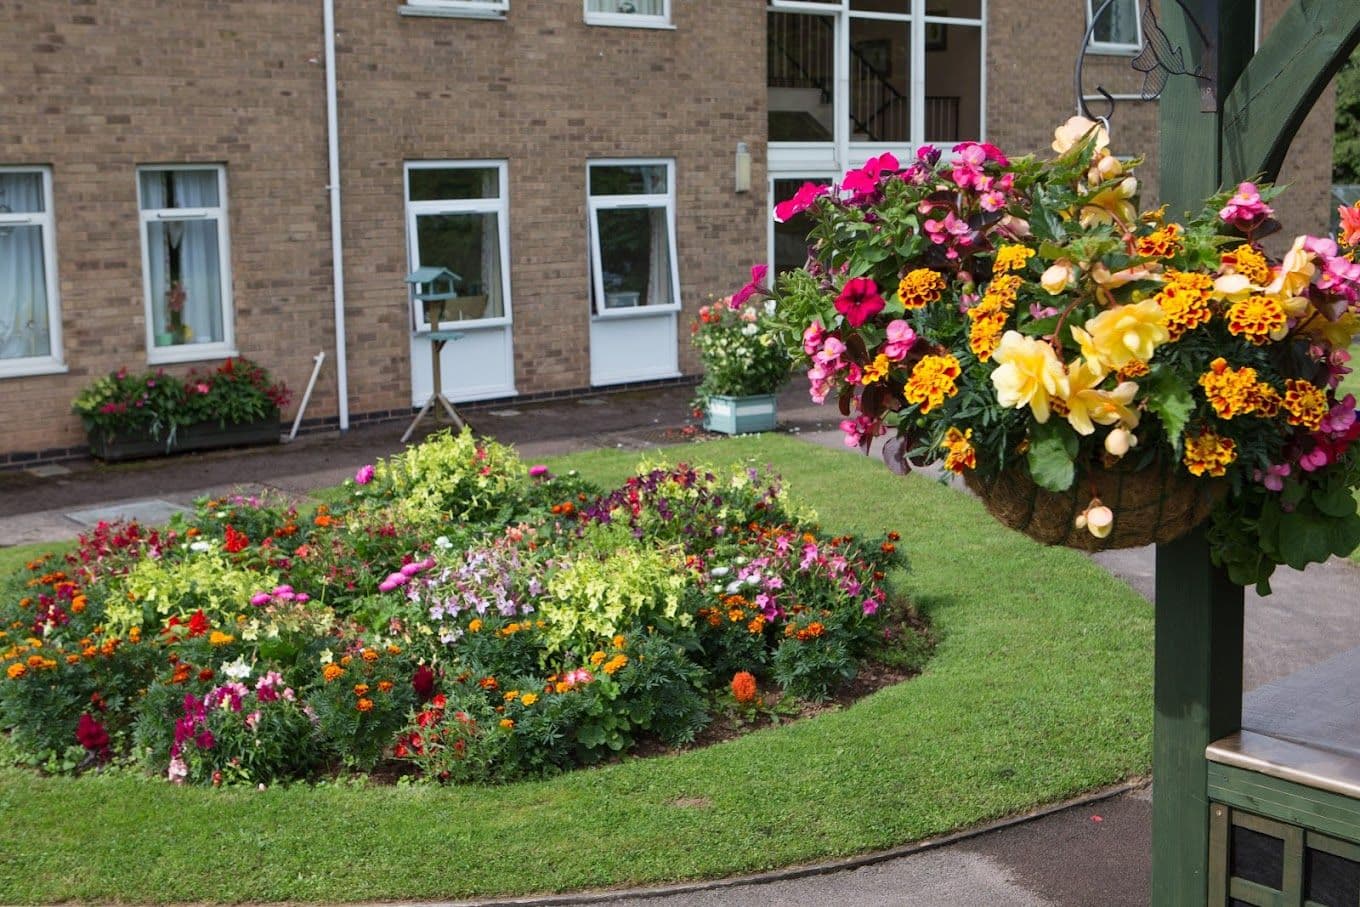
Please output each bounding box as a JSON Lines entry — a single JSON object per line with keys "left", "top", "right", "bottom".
{"left": 961, "top": 457, "right": 1221, "bottom": 551}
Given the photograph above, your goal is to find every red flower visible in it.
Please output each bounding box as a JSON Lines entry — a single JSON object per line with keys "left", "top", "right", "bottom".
{"left": 412, "top": 664, "right": 436, "bottom": 702}
{"left": 835, "top": 277, "right": 885, "bottom": 327}
{"left": 75, "top": 713, "right": 110, "bottom": 760}
{"left": 223, "top": 525, "right": 249, "bottom": 554}
{"left": 187, "top": 609, "right": 209, "bottom": 638}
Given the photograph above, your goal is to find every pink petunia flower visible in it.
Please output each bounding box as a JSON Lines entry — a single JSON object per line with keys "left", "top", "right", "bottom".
{"left": 834, "top": 277, "right": 885, "bottom": 327}
{"left": 731, "top": 264, "right": 770, "bottom": 308}
{"left": 773, "top": 182, "right": 830, "bottom": 223}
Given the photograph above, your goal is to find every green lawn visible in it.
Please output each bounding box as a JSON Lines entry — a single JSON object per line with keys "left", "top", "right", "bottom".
{"left": 0, "top": 435, "right": 1153, "bottom": 904}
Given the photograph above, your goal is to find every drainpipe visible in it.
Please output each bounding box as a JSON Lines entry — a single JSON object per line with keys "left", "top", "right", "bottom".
{"left": 323, "top": 0, "right": 350, "bottom": 431}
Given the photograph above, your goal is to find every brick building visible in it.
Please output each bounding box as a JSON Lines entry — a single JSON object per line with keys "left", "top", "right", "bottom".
{"left": 0, "top": 0, "right": 1335, "bottom": 462}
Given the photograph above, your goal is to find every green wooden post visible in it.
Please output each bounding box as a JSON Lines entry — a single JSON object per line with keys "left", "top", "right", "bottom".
{"left": 1153, "top": 3, "right": 1253, "bottom": 903}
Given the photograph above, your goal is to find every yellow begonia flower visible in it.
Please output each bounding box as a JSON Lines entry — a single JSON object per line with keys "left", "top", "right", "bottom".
{"left": 1052, "top": 116, "right": 1110, "bottom": 155}
{"left": 1041, "top": 259, "right": 1076, "bottom": 295}
{"left": 1090, "top": 261, "right": 1160, "bottom": 289}
{"left": 1071, "top": 300, "right": 1169, "bottom": 378}
{"left": 1080, "top": 177, "right": 1139, "bottom": 229}
{"left": 1213, "top": 273, "right": 1255, "bottom": 300}
{"left": 1302, "top": 311, "right": 1360, "bottom": 349}
{"left": 1265, "top": 236, "right": 1316, "bottom": 298}
{"left": 990, "top": 331, "right": 1070, "bottom": 423}
{"left": 1062, "top": 361, "right": 1141, "bottom": 436}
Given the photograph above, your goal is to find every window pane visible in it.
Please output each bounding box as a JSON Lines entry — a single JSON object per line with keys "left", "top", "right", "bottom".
{"left": 924, "top": 23, "right": 981, "bottom": 141}
{"left": 409, "top": 167, "right": 499, "bottom": 202}
{"left": 0, "top": 224, "right": 51, "bottom": 360}
{"left": 928, "top": 0, "right": 982, "bottom": 17}
{"left": 0, "top": 172, "right": 45, "bottom": 214}
{"left": 140, "top": 169, "right": 219, "bottom": 210}
{"left": 145, "top": 219, "right": 225, "bottom": 347}
{"left": 768, "top": 12, "right": 836, "bottom": 142}
{"left": 589, "top": 165, "right": 669, "bottom": 196}
{"left": 1092, "top": 0, "right": 1139, "bottom": 46}
{"left": 595, "top": 207, "right": 673, "bottom": 308}
{"left": 587, "top": 0, "right": 664, "bottom": 13}
{"left": 773, "top": 178, "right": 830, "bottom": 276}
{"left": 849, "top": 0, "right": 908, "bottom": 12}
{"left": 414, "top": 212, "right": 504, "bottom": 320}
{"left": 850, "top": 17, "right": 910, "bottom": 143}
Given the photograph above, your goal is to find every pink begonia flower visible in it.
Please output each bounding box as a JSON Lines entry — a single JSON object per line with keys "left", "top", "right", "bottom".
{"left": 916, "top": 145, "right": 942, "bottom": 166}
{"left": 950, "top": 143, "right": 988, "bottom": 190}
{"left": 1256, "top": 463, "right": 1291, "bottom": 492}
{"left": 979, "top": 190, "right": 1007, "bottom": 212}
{"left": 807, "top": 363, "right": 833, "bottom": 404}
{"left": 773, "top": 181, "right": 830, "bottom": 223}
{"left": 814, "top": 335, "right": 847, "bottom": 370}
{"left": 1321, "top": 395, "right": 1358, "bottom": 437}
{"left": 1340, "top": 203, "right": 1360, "bottom": 247}
{"left": 883, "top": 320, "right": 917, "bottom": 361}
{"left": 834, "top": 277, "right": 885, "bottom": 327}
{"left": 802, "top": 320, "right": 826, "bottom": 357}
{"left": 730, "top": 264, "right": 769, "bottom": 308}
{"left": 1219, "top": 181, "right": 1274, "bottom": 232}
{"left": 354, "top": 464, "right": 375, "bottom": 485}
{"left": 1299, "top": 445, "right": 1332, "bottom": 473}
{"left": 956, "top": 140, "right": 1009, "bottom": 166}
{"left": 924, "top": 211, "right": 972, "bottom": 247}
{"left": 840, "top": 414, "right": 883, "bottom": 448}
{"left": 846, "top": 362, "right": 863, "bottom": 384}
{"left": 1029, "top": 302, "right": 1061, "bottom": 320}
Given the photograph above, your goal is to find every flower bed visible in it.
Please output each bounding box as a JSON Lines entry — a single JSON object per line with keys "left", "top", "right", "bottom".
{"left": 0, "top": 429, "right": 920, "bottom": 784}
{"left": 755, "top": 119, "right": 1360, "bottom": 591}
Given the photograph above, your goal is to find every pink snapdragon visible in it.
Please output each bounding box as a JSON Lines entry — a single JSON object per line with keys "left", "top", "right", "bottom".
{"left": 1219, "top": 181, "right": 1273, "bottom": 232}
{"left": 354, "top": 464, "right": 375, "bottom": 485}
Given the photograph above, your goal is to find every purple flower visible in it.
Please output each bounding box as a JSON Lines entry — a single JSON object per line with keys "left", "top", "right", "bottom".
{"left": 249, "top": 592, "right": 271, "bottom": 607}
{"left": 354, "top": 464, "right": 375, "bottom": 485}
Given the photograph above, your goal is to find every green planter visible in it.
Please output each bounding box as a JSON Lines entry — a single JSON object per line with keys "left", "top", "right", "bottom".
{"left": 87, "top": 411, "right": 281, "bottom": 462}
{"left": 703, "top": 394, "right": 777, "bottom": 435}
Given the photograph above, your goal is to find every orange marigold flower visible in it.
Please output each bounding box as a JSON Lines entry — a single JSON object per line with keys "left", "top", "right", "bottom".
{"left": 478, "top": 676, "right": 499, "bottom": 691}
{"left": 1157, "top": 270, "right": 1215, "bottom": 341}
{"left": 968, "top": 310, "right": 1007, "bottom": 362}
{"left": 1283, "top": 379, "right": 1329, "bottom": 431}
{"left": 467, "top": 619, "right": 483, "bottom": 633}
{"left": 520, "top": 692, "right": 538, "bottom": 706}
{"left": 361, "top": 648, "right": 379, "bottom": 662}
{"left": 1198, "top": 358, "right": 1261, "bottom": 420}
{"left": 6, "top": 663, "right": 26, "bottom": 680}
{"left": 1183, "top": 430, "right": 1238, "bottom": 477}
{"left": 356, "top": 697, "right": 374, "bottom": 712}
{"left": 590, "top": 651, "right": 606, "bottom": 666}
{"left": 322, "top": 663, "right": 345, "bottom": 683}
{"left": 1116, "top": 360, "right": 1150, "bottom": 381}
{"left": 198, "top": 668, "right": 214, "bottom": 682}
{"left": 603, "top": 654, "right": 629, "bottom": 675}
{"left": 65, "top": 654, "right": 80, "bottom": 665}
{"left": 353, "top": 683, "right": 371, "bottom": 697}
{"left": 731, "top": 671, "right": 758, "bottom": 704}
{"left": 209, "top": 631, "right": 235, "bottom": 647}
{"left": 128, "top": 626, "right": 141, "bottom": 644}
{"left": 612, "top": 635, "right": 627, "bottom": 649}
{"left": 377, "top": 680, "right": 394, "bottom": 693}
{"left": 992, "top": 244, "right": 1035, "bottom": 274}
{"left": 386, "top": 644, "right": 402, "bottom": 655}
{"left": 747, "top": 616, "right": 766, "bottom": 634}
{"left": 71, "top": 595, "right": 87, "bottom": 614}
{"left": 904, "top": 354, "right": 962, "bottom": 413}
{"left": 27, "top": 654, "right": 45, "bottom": 668}
{"left": 499, "top": 718, "right": 515, "bottom": 729}
{"left": 942, "top": 426, "right": 977, "bottom": 473}
{"left": 860, "top": 353, "right": 891, "bottom": 386}
{"left": 1135, "top": 223, "right": 1183, "bottom": 259}
{"left": 898, "top": 268, "right": 947, "bottom": 308}
{"left": 1226, "top": 296, "right": 1287, "bottom": 344}
{"left": 340, "top": 654, "right": 352, "bottom": 667}
{"left": 1221, "top": 243, "right": 1270, "bottom": 286}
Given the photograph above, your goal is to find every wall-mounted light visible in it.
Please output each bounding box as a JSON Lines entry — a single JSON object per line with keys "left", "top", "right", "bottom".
{"left": 735, "top": 142, "right": 752, "bottom": 194}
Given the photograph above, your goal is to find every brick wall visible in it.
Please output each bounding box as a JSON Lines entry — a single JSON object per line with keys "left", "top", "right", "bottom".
{"left": 0, "top": 0, "right": 337, "bottom": 456}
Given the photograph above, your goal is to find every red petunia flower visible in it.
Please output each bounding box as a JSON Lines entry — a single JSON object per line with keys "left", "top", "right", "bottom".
{"left": 187, "top": 609, "right": 209, "bottom": 638}
{"left": 834, "top": 277, "right": 885, "bottom": 327}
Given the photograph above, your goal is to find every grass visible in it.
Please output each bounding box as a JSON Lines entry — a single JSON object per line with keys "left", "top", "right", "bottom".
{"left": 0, "top": 435, "right": 1153, "bottom": 904}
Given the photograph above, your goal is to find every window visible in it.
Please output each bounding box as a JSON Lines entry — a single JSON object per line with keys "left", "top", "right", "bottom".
{"left": 770, "top": 176, "right": 833, "bottom": 277}
{"left": 138, "top": 166, "right": 233, "bottom": 364}
{"left": 585, "top": 0, "right": 671, "bottom": 28}
{"left": 767, "top": 0, "right": 985, "bottom": 148}
{"left": 401, "top": 0, "right": 507, "bottom": 18}
{"left": 404, "top": 162, "right": 511, "bottom": 327}
{"left": 587, "top": 161, "right": 680, "bottom": 316}
{"left": 1086, "top": 0, "right": 1142, "bottom": 54}
{"left": 0, "top": 167, "right": 62, "bottom": 377}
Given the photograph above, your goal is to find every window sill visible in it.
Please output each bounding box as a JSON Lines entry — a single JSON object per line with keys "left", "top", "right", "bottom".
{"left": 147, "top": 346, "right": 240, "bottom": 367}
{"left": 399, "top": 4, "right": 507, "bottom": 20}
{"left": 591, "top": 304, "right": 681, "bottom": 320}
{"left": 0, "top": 359, "right": 68, "bottom": 380}
{"left": 584, "top": 15, "right": 675, "bottom": 30}
{"left": 1084, "top": 43, "right": 1143, "bottom": 57}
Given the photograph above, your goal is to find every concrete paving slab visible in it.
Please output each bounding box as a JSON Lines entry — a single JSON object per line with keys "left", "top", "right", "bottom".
{"left": 65, "top": 498, "right": 190, "bottom": 528}
{"left": 25, "top": 464, "right": 70, "bottom": 478}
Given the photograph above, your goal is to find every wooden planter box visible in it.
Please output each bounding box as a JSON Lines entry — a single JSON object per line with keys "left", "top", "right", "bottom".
{"left": 87, "top": 412, "right": 281, "bottom": 462}
{"left": 703, "top": 394, "right": 777, "bottom": 435}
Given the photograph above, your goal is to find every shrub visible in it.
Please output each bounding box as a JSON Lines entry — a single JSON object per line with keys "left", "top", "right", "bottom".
{"left": 306, "top": 643, "right": 415, "bottom": 771}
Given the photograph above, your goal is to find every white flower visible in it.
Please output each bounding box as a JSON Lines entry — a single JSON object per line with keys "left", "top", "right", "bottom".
{"left": 764, "top": 299, "right": 777, "bottom": 316}
{"left": 709, "top": 566, "right": 730, "bottom": 577}
{"left": 189, "top": 540, "right": 211, "bottom": 553}
{"left": 741, "top": 323, "right": 758, "bottom": 336}
{"left": 725, "top": 580, "right": 743, "bottom": 594}
{"left": 319, "top": 648, "right": 333, "bottom": 665}
{"left": 435, "top": 535, "right": 453, "bottom": 550}
{"left": 222, "top": 656, "right": 252, "bottom": 680}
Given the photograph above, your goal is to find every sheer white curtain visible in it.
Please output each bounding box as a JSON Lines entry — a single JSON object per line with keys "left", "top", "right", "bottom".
{"left": 143, "top": 170, "right": 224, "bottom": 346}
{"left": 1096, "top": 0, "right": 1140, "bottom": 45}
{"left": 0, "top": 174, "right": 49, "bottom": 360}
{"left": 588, "top": 0, "right": 664, "bottom": 15}
{"left": 480, "top": 170, "right": 502, "bottom": 318}
{"left": 641, "top": 167, "right": 672, "bottom": 307}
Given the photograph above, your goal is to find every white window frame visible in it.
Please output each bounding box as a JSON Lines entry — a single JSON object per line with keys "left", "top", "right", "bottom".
{"left": 1084, "top": 0, "right": 1143, "bottom": 55}
{"left": 584, "top": 0, "right": 672, "bottom": 29}
{"left": 137, "top": 164, "right": 235, "bottom": 366}
{"left": 768, "top": 171, "right": 836, "bottom": 279}
{"left": 401, "top": 0, "right": 508, "bottom": 19}
{"left": 403, "top": 160, "right": 513, "bottom": 331}
{"left": 767, "top": 0, "right": 987, "bottom": 164}
{"left": 587, "top": 159, "right": 682, "bottom": 320}
{"left": 0, "top": 166, "right": 63, "bottom": 378}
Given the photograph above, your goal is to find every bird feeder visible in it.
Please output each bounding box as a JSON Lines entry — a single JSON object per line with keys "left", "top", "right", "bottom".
{"left": 403, "top": 267, "right": 467, "bottom": 442}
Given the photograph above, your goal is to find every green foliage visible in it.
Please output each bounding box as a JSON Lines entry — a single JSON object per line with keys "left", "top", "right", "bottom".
{"left": 1335, "top": 54, "right": 1360, "bottom": 183}
{"left": 109, "top": 542, "right": 277, "bottom": 633}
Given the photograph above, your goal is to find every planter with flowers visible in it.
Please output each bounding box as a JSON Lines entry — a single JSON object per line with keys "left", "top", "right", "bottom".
{"left": 73, "top": 358, "right": 290, "bottom": 462}
{"left": 751, "top": 118, "right": 1360, "bottom": 593}
{"left": 692, "top": 283, "right": 791, "bottom": 435}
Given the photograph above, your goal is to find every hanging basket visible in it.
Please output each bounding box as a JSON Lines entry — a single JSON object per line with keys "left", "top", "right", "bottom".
{"left": 961, "top": 457, "right": 1221, "bottom": 551}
